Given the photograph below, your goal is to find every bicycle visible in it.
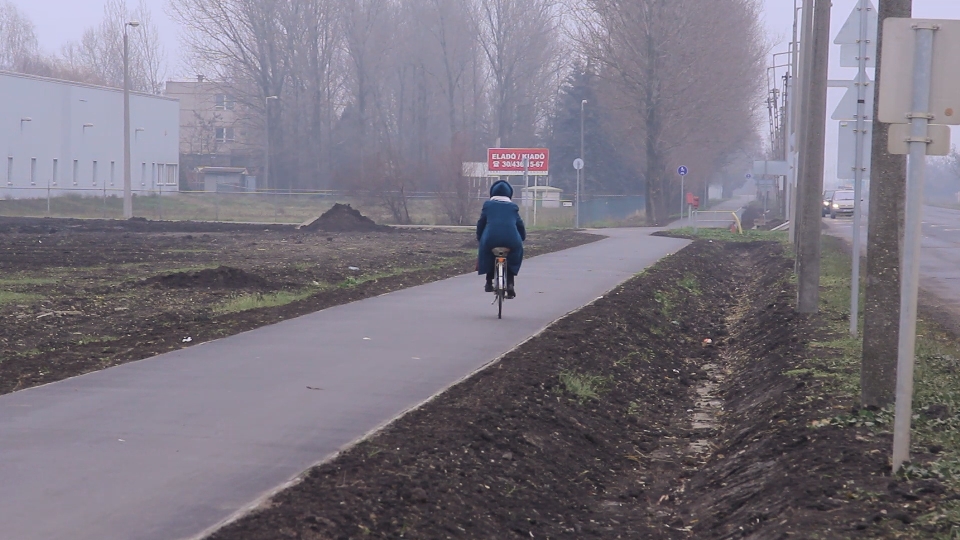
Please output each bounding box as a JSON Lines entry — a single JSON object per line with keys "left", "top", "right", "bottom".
{"left": 491, "top": 247, "right": 510, "bottom": 319}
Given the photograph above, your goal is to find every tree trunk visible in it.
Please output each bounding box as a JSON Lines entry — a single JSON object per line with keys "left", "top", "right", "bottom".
{"left": 861, "top": 0, "right": 911, "bottom": 408}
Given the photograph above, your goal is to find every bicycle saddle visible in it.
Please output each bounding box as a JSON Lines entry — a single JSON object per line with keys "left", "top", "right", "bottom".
{"left": 491, "top": 247, "right": 511, "bottom": 257}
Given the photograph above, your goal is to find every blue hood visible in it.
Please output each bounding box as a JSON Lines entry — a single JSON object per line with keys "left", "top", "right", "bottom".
{"left": 490, "top": 180, "right": 514, "bottom": 199}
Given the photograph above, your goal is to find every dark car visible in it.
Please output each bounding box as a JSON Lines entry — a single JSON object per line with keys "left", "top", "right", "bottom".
{"left": 822, "top": 190, "right": 835, "bottom": 217}
{"left": 829, "top": 190, "right": 855, "bottom": 218}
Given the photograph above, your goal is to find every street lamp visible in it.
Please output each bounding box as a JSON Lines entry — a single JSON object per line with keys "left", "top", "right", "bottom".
{"left": 264, "top": 95, "right": 278, "bottom": 192}
{"left": 579, "top": 99, "right": 587, "bottom": 227}
{"left": 123, "top": 20, "right": 140, "bottom": 219}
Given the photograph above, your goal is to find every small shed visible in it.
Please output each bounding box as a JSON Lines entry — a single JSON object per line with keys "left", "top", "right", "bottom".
{"left": 520, "top": 185, "right": 562, "bottom": 208}
{"left": 197, "top": 166, "right": 251, "bottom": 192}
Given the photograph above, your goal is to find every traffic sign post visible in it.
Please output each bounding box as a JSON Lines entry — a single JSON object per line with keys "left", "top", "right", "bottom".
{"left": 877, "top": 18, "right": 960, "bottom": 473}
{"left": 678, "top": 166, "right": 688, "bottom": 219}
{"left": 833, "top": 0, "right": 877, "bottom": 339}
{"left": 573, "top": 158, "right": 584, "bottom": 228}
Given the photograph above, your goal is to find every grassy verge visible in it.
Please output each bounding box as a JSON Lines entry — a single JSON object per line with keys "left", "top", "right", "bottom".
{"left": 816, "top": 235, "right": 960, "bottom": 537}
{"left": 661, "top": 226, "right": 787, "bottom": 243}
{"left": 215, "top": 290, "right": 318, "bottom": 315}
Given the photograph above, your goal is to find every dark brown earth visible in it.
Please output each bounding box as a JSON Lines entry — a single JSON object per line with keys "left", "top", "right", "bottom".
{"left": 300, "top": 203, "right": 391, "bottom": 233}
{"left": 210, "top": 239, "right": 956, "bottom": 540}
{"left": 0, "top": 215, "right": 597, "bottom": 395}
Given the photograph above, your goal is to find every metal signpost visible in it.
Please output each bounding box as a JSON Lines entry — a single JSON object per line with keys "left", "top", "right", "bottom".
{"left": 877, "top": 18, "right": 958, "bottom": 472}
{"left": 678, "top": 166, "right": 688, "bottom": 219}
{"left": 523, "top": 157, "right": 530, "bottom": 223}
{"left": 833, "top": 0, "right": 877, "bottom": 337}
{"left": 573, "top": 158, "right": 584, "bottom": 229}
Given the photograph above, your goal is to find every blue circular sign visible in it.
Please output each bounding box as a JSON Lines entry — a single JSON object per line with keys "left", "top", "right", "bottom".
{"left": 678, "top": 166, "right": 688, "bottom": 176}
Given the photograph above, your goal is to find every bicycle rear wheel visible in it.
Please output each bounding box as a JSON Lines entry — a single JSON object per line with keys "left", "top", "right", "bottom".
{"left": 496, "top": 260, "right": 505, "bottom": 319}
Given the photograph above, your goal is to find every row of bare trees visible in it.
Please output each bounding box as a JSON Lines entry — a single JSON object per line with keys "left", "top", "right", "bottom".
{"left": 2, "top": 0, "right": 765, "bottom": 225}
{"left": 0, "top": 0, "right": 166, "bottom": 93}
{"left": 575, "top": 0, "right": 766, "bottom": 224}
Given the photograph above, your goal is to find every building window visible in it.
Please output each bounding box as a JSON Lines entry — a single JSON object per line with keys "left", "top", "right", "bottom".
{"left": 52, "top": 159, "right": 58, "bottom": 186}
{"left": 141, "top": 162, "right": 146, "bottom": 186}
{"left": 215, "top": 127, "right": 235, "bottom": 143}
{"left": 30, "top": 158, "right": 37, "bottom": 185}
{"left": 73, "top": 160, "right": 79, "bottom": 186}
{"left": 92, "top": 161, "right": 98, "bottom": 186}
{"left": 166, "top": 164, "right": 178, "bottom": 186}
{"left": 110, "top": 161, "right": 115, "bottom": 186}
{"left": 215, "top": 94, "right": 235, "bottom": 110}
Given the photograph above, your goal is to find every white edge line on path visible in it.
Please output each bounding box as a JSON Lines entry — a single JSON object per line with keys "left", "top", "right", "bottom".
{"left": 186, "top": 240, "right": 691, "bottom": 540}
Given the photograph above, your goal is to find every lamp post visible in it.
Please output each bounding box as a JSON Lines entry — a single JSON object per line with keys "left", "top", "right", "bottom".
{"left": 122, "top": 20, "right": 139, "bottom": 219}
{"left": 580, "top": 99, "right": 587, "bottom": 227}
{"left": 264, "top": 96, "right": 278, "bottom": 192}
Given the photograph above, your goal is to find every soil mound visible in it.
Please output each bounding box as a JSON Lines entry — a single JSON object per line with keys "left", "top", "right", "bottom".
{"left": 145, "top": 266, "right": 271, "bottom": 289}
{"left": 301, "top": 204, "right": 389, "bottom": 233}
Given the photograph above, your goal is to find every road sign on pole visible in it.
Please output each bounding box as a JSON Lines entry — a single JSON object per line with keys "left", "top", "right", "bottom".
{"left": 835, "top": 0, "right": 878, "bottom": 68}
{"left": 677, "top": 166, "right": 688, "bottom": 218}
{"left": 878, "top": 19, "right": 960, "bottom": 125}
{"left": 877, "top": 18, "right": 960, "bottom": 473}
{"left": 573, "top": 158, "right": 584, "bottom": 170}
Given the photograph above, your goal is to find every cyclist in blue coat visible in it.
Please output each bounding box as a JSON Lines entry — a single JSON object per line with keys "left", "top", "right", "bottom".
{"left": 477, "top": 180, "right": 526, "bottom": 298}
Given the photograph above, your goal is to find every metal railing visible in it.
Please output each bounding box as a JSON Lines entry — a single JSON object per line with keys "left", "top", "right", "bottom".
{"left": 691, "top": 209, "right": 744, "bottom": 234}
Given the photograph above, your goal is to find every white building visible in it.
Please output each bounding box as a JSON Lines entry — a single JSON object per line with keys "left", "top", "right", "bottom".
{"left": 0, "top": 71, "right": 180, "bottom": 199}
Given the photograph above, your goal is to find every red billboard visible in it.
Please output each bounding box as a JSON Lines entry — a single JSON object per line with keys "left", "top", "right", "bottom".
{"left": 487, "top": 148, "right": 550, "bottom": 175}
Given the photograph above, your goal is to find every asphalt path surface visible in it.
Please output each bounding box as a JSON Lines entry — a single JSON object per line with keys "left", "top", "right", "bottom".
{"left": 824, "top": 204, "right": 960, "bottom": 310}
{"left": 0, "top": 227, "right": 689, "bottom": 540}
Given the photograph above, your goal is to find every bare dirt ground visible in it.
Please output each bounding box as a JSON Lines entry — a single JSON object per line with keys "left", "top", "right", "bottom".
{"left": 209, "top": 239, "right": 957, "bottom": 540}
{"left": 0, "top": 211, "right": 597, "bottom": 395}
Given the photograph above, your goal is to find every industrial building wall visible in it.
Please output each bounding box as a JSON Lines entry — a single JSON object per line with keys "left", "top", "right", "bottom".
{"left": 0, "top": 71, "right": 180, "bottom": 199}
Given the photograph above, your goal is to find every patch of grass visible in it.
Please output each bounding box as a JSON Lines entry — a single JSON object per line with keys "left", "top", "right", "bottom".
{"left": 0, "top": 291, "right": 42, "bottom": 306}
{"left": 667, "top": 227, "right": 787, "bottom": 243}
{"left": 215, "top": 290, "right": 316, "bottom": 315}
{"left": 678, "top": 275, "right": 701, "bottom": 295}
{"left": 818, "top": 235, "right": 960, "bottom": 537}
{"left": 0, "top": 276, "right": 59, "bottom": 286}
{"left": 558, "top": 370, "right": 610, "bottom": 402}
{"left": 653, "top": 290, "right": 674, "bottom": 318}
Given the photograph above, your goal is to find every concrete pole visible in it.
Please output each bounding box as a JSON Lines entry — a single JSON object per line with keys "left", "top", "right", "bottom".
{"left": 796, "top": 0, "right": 830, "bottom": 313}
{"left": 122, "top": 23, "right": 138, "bottom": 219}
{"left": 793, "top": 0, "right": 816, "bottom": 251}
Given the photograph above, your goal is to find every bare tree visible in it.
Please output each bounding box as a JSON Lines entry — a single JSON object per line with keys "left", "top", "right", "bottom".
{"left": 0, "top": 1, "right": 39, "bottom": 71}
{"left": 60, "top": 0, "right": 166, "bottom": 92}
{"left": 475, "top": 0, "right": 561, "bottom": 146}
{"left": 577, "top": 0, "right": 766, "bottom": 224}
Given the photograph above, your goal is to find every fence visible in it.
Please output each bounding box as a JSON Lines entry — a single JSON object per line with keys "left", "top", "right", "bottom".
{"left": 0, "top": 186, "right": 657, "bottom": 229}
{"left": 691, "top": 208, "right": 744, "bottom": 234}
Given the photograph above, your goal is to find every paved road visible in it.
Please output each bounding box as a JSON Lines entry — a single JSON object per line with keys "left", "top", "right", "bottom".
{"left": 0, "top": 228, "right": 689, "bottom": 540}
{"left": 824, "top": 204, "right": 960, "bottom": 309}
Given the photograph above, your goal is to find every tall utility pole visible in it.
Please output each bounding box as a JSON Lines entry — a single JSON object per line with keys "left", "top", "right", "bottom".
{"left": 580, "top": 99, "right": 587, "bottom": 200}
{"left": 787, "top": 0, "right": 801, "bottom": 243}
{"left": 265, "top": 96, "right": 278, "bottom": 191}
{"left": 861, "top": 0, "right": 911, "bottom": 408}
{"left": 793, "top": 0, "right": 816, "bottom": 252}
{"left": 796, "top": 0, "right": 831, "bottom": 313}
{"left": 122, "top": 20, "right": 140, "bottom": 220}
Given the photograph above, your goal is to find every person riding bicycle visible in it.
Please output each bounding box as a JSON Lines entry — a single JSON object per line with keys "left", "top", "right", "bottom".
{"left": 477, "top": 180, "right": 525, "bottom": 298}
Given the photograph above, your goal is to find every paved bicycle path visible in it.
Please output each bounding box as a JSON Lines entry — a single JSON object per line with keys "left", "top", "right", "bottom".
{"left": 0, "top": 229, "right": 688, "bottom": 540}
